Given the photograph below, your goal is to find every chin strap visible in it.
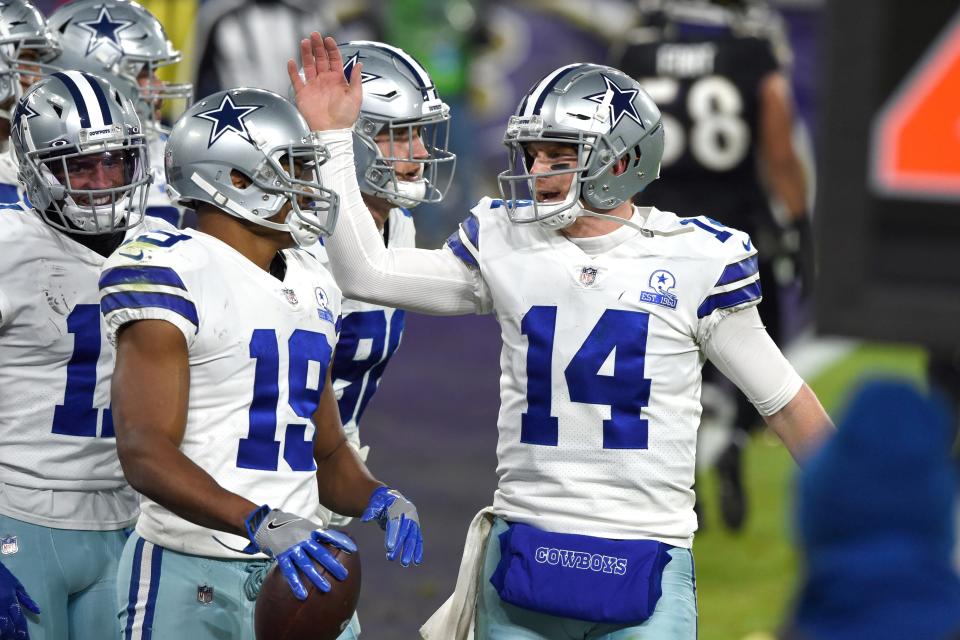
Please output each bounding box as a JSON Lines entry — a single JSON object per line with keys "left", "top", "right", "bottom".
{"left": 190, "top": 172, "right": 319, "bottom": 247}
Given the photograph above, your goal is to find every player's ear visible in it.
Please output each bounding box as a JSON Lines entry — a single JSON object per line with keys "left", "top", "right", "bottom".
{"left": 612, "top": 156, "right": 629, "bottom": 176}
{"left": 230, "top": 169, "right": 253, "bottom": 189}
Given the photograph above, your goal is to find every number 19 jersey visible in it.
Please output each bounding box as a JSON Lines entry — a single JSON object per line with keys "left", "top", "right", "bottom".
{"left": 100, "top": 229, "right": 342, "bottom": 558}
{"left": 448, "top": 198, "right": 761, "bottom": 547}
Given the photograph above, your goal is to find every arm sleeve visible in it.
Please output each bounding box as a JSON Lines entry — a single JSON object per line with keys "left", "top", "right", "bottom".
{"left": 703, "top": 306, "right": 803, "bottom": 416}
{"left": 317, "top": 129, "right": 485, "bottom": 316}
{"left": 99, "top": 260, "right": 199, "bottom": 347}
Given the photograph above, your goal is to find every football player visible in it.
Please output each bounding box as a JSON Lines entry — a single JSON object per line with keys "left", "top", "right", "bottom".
{"left": 616, "top": 0, "right": 812, "bottom": 530}
{"left": 307, "top": 40, "right": 455, "bottom": 527}
{"left": 0, "top": 0, "right": 60, "bottom": 206}
{"left": 0, "top": 71, "right": 166, "bottom": 640}
{"left": 48, "top": 0, "right": 193, "bottom": 228}
{"left": 104, "top": 82, "right": 422, "bottom": 640}
{"left": 293, "top": 34, "right": 833, "bottom": 637}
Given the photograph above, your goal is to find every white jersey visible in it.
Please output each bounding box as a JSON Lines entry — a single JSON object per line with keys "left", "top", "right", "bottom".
{"left": 100, "top": 228, "right": 342, "bottom": 558}
{"left": 0, "top": 145, "right": 26, "bottom": 207}
{"left": 449, "top": 198, "right": 762, "bottom": 547}
{"left": 308, "top": 207, "right": 414, "bottom": 444}
{"left": 143, "top": 128, "right": 186, "bottom": 228}
{"left": 0, "top": 206, "right": 170, "bottom": 529}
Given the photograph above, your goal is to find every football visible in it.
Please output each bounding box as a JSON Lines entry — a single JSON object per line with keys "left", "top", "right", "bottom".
{"left": 254, "top": 540, "right": 361, "bottom": 640}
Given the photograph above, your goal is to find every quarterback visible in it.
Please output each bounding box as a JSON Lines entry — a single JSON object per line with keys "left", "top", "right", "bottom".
{"left": 103, "top": 83, "right": 422, "bottom": 639}
{"left": 295, "top": 34, "right": 833, "bottom": 638}
{"left": 0, "top": 71, "right": 165, "bottom": 640}
{"left": 307, "top": 41, "right": 456, "bottom": 527}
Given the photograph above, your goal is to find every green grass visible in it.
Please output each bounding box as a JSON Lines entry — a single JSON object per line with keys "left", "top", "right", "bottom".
{"left": 692, "top": 343, "right": 927, "bottom": 640}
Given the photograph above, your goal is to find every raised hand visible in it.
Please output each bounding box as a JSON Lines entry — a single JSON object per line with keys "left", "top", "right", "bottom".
{"left": 287, "top": 32, "right": 363, "bottom": 132}
{"left": 361, "top": 486, "right": 424, "bottom": 567}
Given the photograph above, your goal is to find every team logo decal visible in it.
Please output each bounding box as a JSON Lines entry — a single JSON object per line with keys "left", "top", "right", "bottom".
{"left": 640, "top": 269, "right": 678, "bottom": 309}
{"left": 579, "top": 266, "right": 599, "bottom": 287}
{"left": 78, "top": 6, "right": 134, "bottom": 56}
{"left": 315, "top": 287, "right": 334, "bottom": 323}
{"left": 342, "top": 52, "right": 381, "bottom": 84}
{"left": 281, "top": 288, "right": 299, "bottom": 306}
{"left": 194, "top": 94, "right": 264, "bottom": 148}
{"left": 584, "top": 74, "right": 644, "bottom": 130}
{"left": 1, "top": 535, "right": 18, "bottom": 555}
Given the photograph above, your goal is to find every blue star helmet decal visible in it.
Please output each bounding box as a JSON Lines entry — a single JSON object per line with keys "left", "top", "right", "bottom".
{"left": 12, "top": 101, "right": 39, "bottom": 128}
{"left": 584, "top": 74, "right": 645, "bottom": 130}
{"left": 342, "top": 52, "right": 381, "bottom": 84}
{"left": 194, "top": 94, "right": 264, "bottom": 148}
{"left": 78, "top": 6, "right": 134, "bottom": 56}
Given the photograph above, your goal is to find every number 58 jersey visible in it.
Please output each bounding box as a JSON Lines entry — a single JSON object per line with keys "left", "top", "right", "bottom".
{"left": 100, "top": 228, "right": 342, "bottom": 558}
{"left": 449, "top": 198, "right": 762, "bottom": 547}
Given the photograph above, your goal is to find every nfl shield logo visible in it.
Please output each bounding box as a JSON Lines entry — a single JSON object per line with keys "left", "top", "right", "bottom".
{"left": 580, "top": 266, "right": 599, "bottom": 286}
{"left": 197, "top": 584, "right": 214, "bottom": 604}
{"left": 282, "top": 288, "right": 299, "bottom": 306}
{"left": 1, "top": 535, "right": 18, "bottom": 555}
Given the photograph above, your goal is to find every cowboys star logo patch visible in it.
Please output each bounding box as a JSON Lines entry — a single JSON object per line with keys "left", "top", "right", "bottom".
{"left": 584, "top": 74, "right": 645, "bottom": 130}
{"left": 78, "top": 6, "right": 134, "bottom": 56}
{"left": 194, "top": 94, "right": 263, "bottom": 148}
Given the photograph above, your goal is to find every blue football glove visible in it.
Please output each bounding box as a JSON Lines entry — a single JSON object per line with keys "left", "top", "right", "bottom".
{"left": 0, "top": 561, "right": 39, "bottom": 640}
{"left": 243, "top": 505, "right": 357, "bottom": 601}
{"left": 361, "top": 486, "right": 423, "bottom": 566}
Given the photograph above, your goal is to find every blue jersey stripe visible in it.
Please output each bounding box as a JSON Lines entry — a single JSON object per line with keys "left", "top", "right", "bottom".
{"left": 445, "top": 229, "right": 479, "bottom": 269}
{"left": 145, "top": 206, "right": 182, "bottom": 227}
{"left": 52, "top": 72, "right": 91, "bottom": 129}
{"left": 123, "top": 537, "right": 145, "bottom": 640}
{"left": 99, "top": 266, "right": 188, "bottom": 290}
{"left": 461, "top": 215, "right": 480, "bottom": 250}
{"left": 697, "top": 281, "right": 762, "bottom": 318}
{"left": 101, "top": 291, "right": 199, "bottom": 329}
{"left": 715, "top": 255, "right": 759, "bottom": 287}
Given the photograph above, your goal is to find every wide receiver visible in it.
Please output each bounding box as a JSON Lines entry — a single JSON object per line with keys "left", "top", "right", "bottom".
{"left": 0, "top": 71, "right": 167, "bottom": 640}
{"left": 307, "top": 40, "right": 456, "bottom": 527}
{"left": 293, "top": 34, "right": 832, "bottom": 638}
{"left": 103, "top": 83, "right": 422, "bottom": 639}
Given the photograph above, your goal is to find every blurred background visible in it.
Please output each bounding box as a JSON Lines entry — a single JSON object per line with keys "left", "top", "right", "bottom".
{"left": 32, "top": 0, "right": 958, "bottom": 637}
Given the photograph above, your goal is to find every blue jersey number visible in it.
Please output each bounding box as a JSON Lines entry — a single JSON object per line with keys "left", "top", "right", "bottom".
{"left": 237, "top": 329, "right": 332, "bottom": 472}
{"left": 52, "top": 304, "right": 113, "bottom": 438}
{"left": 679, "top": 217, "right": 731, "bottom": 242}
{"left": 332, "top": 310, "right": 405, "bottom": 426}
{"left": 520, "top": 307, "right": 652, "bottom": 449}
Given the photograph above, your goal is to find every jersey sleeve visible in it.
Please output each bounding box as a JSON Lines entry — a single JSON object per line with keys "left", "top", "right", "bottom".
{"left": 694, "top": 220, "right": 762, "bottom": 343}
{"left": 445, "top": 213, "right": 480, "bottom": 270}
{"left": 98, "top": 231, "right": 201, "bottom": 347}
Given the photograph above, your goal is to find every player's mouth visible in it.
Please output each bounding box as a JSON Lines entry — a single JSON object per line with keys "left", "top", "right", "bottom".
{"left": 536, "top": 189, "right": 563, "bottom": 202}
{"left": 77, "top": 194, "right": 113, "bottom": 207}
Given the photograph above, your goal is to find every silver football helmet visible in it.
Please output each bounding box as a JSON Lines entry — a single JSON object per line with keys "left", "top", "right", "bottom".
{"left": 165, "top": 88, "right": 337, "bottom": 247}
{"left": 11, "top": 71, "right": 151, "bottom": 234}
{"left": 0, "top": 0, "right": 61, "bottom": 119}
{"left": 48, "top": 0, "right": 192, "bottom": 130}
{"left": 498, "top": 63, "right": 664, "bottom": 230}
{"left": 339, "top": 41, "right": 455, "bottom": 209}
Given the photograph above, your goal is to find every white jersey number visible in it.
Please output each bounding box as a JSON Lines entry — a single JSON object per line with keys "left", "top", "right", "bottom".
{"left": 639, "top": 75, "right": 750, "bottom": 171}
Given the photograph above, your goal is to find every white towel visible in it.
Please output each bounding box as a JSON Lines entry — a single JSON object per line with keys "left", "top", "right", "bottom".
{"left": 420, "top": 507, "right": 496, "bottom": 640}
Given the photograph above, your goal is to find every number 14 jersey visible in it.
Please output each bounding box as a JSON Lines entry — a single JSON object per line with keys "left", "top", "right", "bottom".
{"left": 449, "top": 198, "right": 761, "bottom": 547}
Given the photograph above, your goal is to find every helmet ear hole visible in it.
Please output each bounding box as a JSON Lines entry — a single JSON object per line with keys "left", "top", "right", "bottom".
{"left": 230, "top": 169, "right": 253, "bottom": 189}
